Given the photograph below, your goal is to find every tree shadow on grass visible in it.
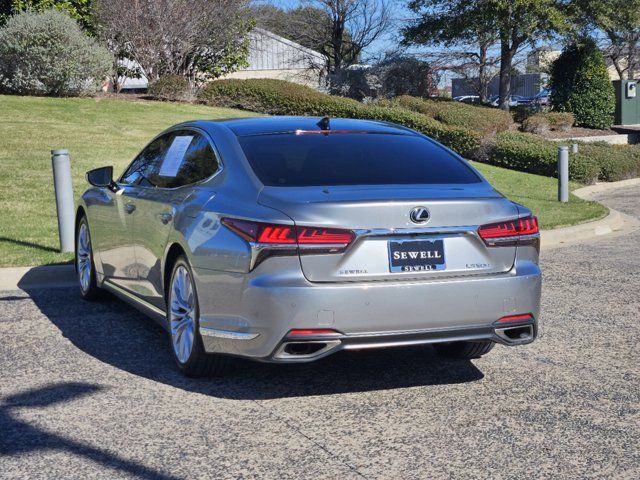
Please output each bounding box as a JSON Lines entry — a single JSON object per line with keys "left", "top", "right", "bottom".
{"left": 22, "top": 287, "right": 485, "bottom": 401}
{"left": 0, "top": 382, "right": 179, "bottom": 480}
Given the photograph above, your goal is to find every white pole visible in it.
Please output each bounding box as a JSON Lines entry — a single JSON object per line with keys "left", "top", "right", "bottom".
{"left": 51, "top": 149, "right": 75, "bottom": 252}
{"left": 557, "top": 146, "right": 569, "bottom": 203}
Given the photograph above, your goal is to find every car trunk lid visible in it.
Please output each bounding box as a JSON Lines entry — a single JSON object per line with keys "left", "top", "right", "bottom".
{"left": 258, "top": 184, "right": 519, "bottom": 283}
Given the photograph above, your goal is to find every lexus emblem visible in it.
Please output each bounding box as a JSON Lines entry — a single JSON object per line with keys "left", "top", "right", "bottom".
{"left": 410, "top": 207, "right": 430, "bottom": 224}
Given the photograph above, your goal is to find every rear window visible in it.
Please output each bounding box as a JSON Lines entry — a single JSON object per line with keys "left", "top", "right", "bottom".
{"left": 238, "top": 133, "right": 481, "bottom": 186}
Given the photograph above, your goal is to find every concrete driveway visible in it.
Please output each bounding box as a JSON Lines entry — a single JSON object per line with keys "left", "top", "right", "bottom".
{"left": 1, "top": 187, "right": 638, "bottom": 479}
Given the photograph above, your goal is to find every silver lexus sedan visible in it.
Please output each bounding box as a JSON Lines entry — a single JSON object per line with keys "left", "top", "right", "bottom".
{"left": 75, "top": 116, "right": 541, "bottom": 377}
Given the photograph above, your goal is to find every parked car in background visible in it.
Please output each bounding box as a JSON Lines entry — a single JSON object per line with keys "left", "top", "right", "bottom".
{"left": 489, "top": 95, "right": 531, "bottom": 107}
{"left": 75, "top": 117, "right": 541, "bottom": 377}
{"left": 532, "top": 88, "right": 551, "bottom": 107}
{"left": 453, "top": 95, "right": 481, "bottom": 104}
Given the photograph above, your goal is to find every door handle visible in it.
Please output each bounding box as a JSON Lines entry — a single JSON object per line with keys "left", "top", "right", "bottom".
{"left": 160, "top": 213, "right": 173, "bottom": 224}
{"left": 125, "top": 203, "right": 136, "bottom": 214}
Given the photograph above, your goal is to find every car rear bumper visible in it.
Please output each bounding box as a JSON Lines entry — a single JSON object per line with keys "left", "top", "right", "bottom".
{"left": 193, "top": 259, "right": 541, "bottom": 362}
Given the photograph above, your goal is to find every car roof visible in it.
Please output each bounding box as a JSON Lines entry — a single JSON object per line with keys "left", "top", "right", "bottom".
{"left": 187, "top": 116, "right": 415, "bottom": 137}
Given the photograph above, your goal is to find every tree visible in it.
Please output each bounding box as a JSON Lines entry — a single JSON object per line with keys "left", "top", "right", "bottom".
{"left": 575, "top": 0, "right": 640, "bottom": 80}
{"left": 404, "top": 0, "right": 567, "bottom": 110}
{"left": 549, "top": 37, "right": 615, "bottom": 129}
{"left": 403, "top": 2, "right": 500, "bottom": 103}
{"left": 95, "top": 0, "right": 252, "bottom": 86}
{"left": 6, "top": 0, "right": 94, "bottom": 32}
{"left": 254, "top": 0, "right": 391, "bottom": 86}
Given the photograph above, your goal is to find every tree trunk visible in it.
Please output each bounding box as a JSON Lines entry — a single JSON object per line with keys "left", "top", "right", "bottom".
{"left": 498, "top": 40, "right": 514, "bottom": 111}
{"left": 478, "top": 41, "right": 488, "bottom": 103}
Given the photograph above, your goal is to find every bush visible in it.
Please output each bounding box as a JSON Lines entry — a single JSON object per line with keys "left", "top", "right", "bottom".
{"left": 577, "top": 143, "right": 640, "bottom": 181}
{"left": 0, "top": 9, "right": 112, "bottom": 96}
{"left": 491, "top": 132, "right": 599, "bottom": 184}
{"left": 550, "top": 38, "right": 615, "bottom": 129}
{"left": 200, "top": 79, "right": 480, "bottom": 155}
{"left": 521, "top": 116, "right": 550, "bottom": 135}
{"left": 521, "top": 112, "right": 574, "bottom": 134}
{"left": 392, "top": 95, "right": 513, "bottom": 136}
{"left": 148, "top": 75, "right": 193, "bottom": 102}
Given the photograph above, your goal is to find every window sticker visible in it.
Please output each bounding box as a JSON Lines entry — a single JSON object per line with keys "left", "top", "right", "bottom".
{"left": 160, "top": 136, "right": 193, "bottom": 177}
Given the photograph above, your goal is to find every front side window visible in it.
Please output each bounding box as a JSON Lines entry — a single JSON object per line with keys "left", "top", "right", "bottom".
{"left": 120, "top": 132, "right": 175, "bottom": 187}
{"left": 237, "top": 133, "right": 481, "bottom": 187}
{"left": 120, "top": 130, "right": 220, "bottom": 188}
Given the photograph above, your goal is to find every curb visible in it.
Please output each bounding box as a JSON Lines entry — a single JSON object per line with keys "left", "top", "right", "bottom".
{"left": 572, "top": 178, "right": 640, "bottom": 199}
{"left": 540, "top": 178, "right": 640, "bottom": 250}
{"left": 0, "top": 264, "right": 76, "bottom": 291}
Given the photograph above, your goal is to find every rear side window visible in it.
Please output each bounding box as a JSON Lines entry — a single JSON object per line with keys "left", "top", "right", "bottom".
{"left": 237, "top": 133, "right": 481, "bottom": 186}
{"left": 120, "top": 130, "right": 220, "bottom": 188}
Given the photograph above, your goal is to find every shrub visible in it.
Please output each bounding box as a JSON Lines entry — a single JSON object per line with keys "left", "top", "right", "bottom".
{"left": 512, "top": 105, "right": 534, "bottom": 124}
{"left": 577, "top": 143, "right": 640, "bottom": 181}
{"left": 200, "top": 79, "right": 480, "bottom": 155}
{"left": 393, "top": 95, "right": 513, "bottom": 136}
{"left": 550, "top": 38, "right": 615, "bottom": 129}
{"left": 521, "top": 116, "right": 550, "bottom": 135}
{"left": 521, "top": 112, "right": 574, "bottom": 134}
{"left": 0, "top": 9, "right": 112, "bottom": 96}
{"left": 491, "top": 132, "right": 599, "bottom": 184}
{"left": 545, "top": 112, "right": 574, "bottom": 132}
{"left": 148, "top": 75, "right": 193, "bottom": 102}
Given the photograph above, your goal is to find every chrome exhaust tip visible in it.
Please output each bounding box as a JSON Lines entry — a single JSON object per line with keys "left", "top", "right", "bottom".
{"left": 273, "top": 340, "right": 341, "bottom": 360}
{"left": 494, "top": 324, "right": 534, "bottom": 345}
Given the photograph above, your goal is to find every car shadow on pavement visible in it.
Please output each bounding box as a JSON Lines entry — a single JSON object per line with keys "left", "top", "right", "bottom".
{"left": 0, "top": 382, "right": 180, "bottom": 480}
{"left": 26, "top": 288, "right": 484, "bottom": 400}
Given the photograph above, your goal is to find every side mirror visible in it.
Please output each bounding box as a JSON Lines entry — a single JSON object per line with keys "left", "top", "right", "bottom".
{"left": 87, "top": 166, "right": 118, "bottom": 192}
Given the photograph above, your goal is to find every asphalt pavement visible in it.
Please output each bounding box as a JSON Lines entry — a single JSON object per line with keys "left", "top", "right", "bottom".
{"left": 0, "top": 186, "right": 638, "bottom": 479}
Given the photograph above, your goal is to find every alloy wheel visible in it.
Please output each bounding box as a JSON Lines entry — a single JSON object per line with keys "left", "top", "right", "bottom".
{"left": 169, "top": 265, "right": 196, "bottom": 364}
{"left": 77, "top": 222, "right": 92, "bottom": 293}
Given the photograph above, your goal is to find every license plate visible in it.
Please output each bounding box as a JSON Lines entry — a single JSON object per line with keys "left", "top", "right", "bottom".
{"left": 388, "top": 239, "right": 446, "bottom": 272}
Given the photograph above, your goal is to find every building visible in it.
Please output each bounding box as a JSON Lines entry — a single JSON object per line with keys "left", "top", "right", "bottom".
{"left": 452, "top": 73, "right": 545, "bottom": 99}
{"left": 114, "top": 28, "right": 326, "bottom": 92}
{"left": 222, "top": 28, "right": 325, "bottom": 87}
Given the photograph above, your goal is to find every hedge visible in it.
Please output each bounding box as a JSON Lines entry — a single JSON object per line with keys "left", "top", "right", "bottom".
{"left": 577, "top": 143, "right": 640, "bottom": 182}
{"left": 391, "top": 95, "right": 513, "bottom": 136}
{"left": 491, "top": 132, "right": 600, "bottom": 184}
{"left": 199, "top": 79, "right": 480, "bottom": 155}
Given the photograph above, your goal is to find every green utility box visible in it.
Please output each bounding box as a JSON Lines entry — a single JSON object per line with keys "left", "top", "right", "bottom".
{"left": 613, "top": 80, "right": 640, "bottom": 125}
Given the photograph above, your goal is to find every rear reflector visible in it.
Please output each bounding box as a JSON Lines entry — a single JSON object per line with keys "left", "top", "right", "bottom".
{"left": 496, "top": 313, "right": 534, "bottom": 324}
{"left": 288, "top": 329, "right": 340, "bottom": 336}
{"left": 478, "top": 216, "right": 539, "bottom": 240}
{"left": 222, "top": 218, "right": 354, "bottom": 246}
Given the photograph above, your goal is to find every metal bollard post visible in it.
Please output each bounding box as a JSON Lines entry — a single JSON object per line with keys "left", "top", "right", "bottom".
{"left": 51, "top": 149, "right": 75, "bottom": 252}
{"left": 571, "top": 143, "right": 579, "bottom": 153}
{"left": 557, "top": 146, "right": 569, "bottom": 203}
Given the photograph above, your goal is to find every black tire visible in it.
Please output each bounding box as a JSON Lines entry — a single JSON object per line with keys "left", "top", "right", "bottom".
{"left": 75, "top": 215, "right": 102, "bottom": 301}
{"left": 167, "top": 255, "right": 227, "bottom": 377}
{"left": 433, "top": 341, "right": 495, "bottom": 359}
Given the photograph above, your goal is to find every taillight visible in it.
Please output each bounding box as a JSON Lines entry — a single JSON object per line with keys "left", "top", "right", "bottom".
{"left": 478, "top": 216, "right": 539, "bottom": 243}
{"left": 297, "top": 227, "right": 354, "bottom": 245}
{"left": 221, "top": 218, "right": 354, "bottom": 246}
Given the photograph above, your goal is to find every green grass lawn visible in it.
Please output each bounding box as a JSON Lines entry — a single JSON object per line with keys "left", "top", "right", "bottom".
{"left": 0, "top": 95, "right": 607, "bottom": 267}
{"left": 473, "top": 161, "right": 608, "bottom": 229}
